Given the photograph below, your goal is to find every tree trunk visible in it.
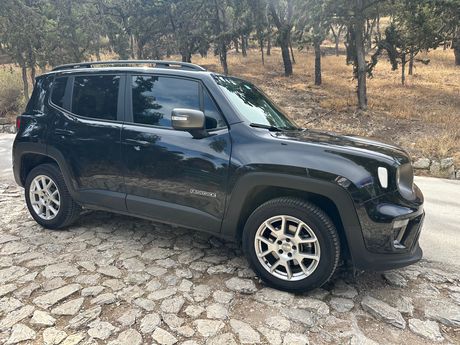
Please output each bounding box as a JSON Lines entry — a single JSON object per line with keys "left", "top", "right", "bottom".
{"left": 354, "top": 3, "right": 367, "bottom": 110}
{"left": 335, "top": 37, "right": 340, "bottom": 56}
{"left": 259, "top": 35, "right": 265, "bottom": 65}
{"left": 314, "top": 40, "right": 322, "bottom": 86}
{"left": 401, "top": 53, "right": 406, "bottom": 85}
{"left": 280, "top": 30, "right": 293, "bottom": 76}
{"left": 220, "top": 42, "right": 228, "bottom": 75}
{"left": 130, "top": 35, "right": 135, "bottom": 59}
{"left": 234, "top": 38, "right": 239, "bottom": 53}
{"left": 241, "top": 35, "right": 247, "bottom": 57}
{"left": 453, "top": 29, "right": 460, "bottom": 65}
{"left": 21, "top": 66, "right": 29, "bottom": 101}
{"left": 30, "top": 66, "right": 36, "bottom": 87}
{"left": 267, "top": 33, "right": 271, "bottom": 56}
{"left": 289, "top": 37, "right": 296, "bottom": 64}
{"left": 408, "top": 50, "right": 414, "bottom": 75}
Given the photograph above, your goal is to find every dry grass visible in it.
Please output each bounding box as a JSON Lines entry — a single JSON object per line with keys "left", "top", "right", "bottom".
{"left": 192, "top": 47, "right": 460, "bottom": 164}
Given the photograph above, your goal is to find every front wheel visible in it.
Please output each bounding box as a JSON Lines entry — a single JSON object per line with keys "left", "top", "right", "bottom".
{"left": 25, "top": 163, "right": 81, "bottom": 229}
{"left": 242, "top": 197, "right": 340, "bottom": 292}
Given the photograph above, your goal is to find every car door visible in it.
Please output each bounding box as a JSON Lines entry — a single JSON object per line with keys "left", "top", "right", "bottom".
{"left": 48, "top": 73, "right": 127, "bottom": 211}
{"left": 121, "top": 74, "right": 231, "bottom": 233}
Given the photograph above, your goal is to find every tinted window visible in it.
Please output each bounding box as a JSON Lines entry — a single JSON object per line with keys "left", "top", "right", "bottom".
{"left": 215, "top": 75, "right": 297, "bottom": 130}
{"left": 26, "top": 77, "right": 52, "bottom": 113}
{"left": 203, "top": 90, "right": 226, "bottom": 129}
{"left": 132, "top": 76, "right": 199, "bottom": 127}
{"left": 51, "top": 77, "right": 68, "bottom": 109}
{"left": 72, "top": 75, "right": 119, "bottom": 120}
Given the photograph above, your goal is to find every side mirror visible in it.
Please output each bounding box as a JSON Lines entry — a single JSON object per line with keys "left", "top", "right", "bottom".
{"left": 171, "top": 108, "right": 207, "bottom": 138}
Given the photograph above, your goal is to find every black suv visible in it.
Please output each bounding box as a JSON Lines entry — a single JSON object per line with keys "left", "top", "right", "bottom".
{"left": 13, "top": 60, "right": 424, "bottom": 292}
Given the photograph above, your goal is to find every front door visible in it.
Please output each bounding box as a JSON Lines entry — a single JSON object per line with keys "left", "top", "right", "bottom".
{"left": 121, "top": 74, "right": 231, "bottom": 233}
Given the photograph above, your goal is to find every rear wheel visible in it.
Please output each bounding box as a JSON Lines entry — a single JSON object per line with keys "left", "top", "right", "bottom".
{"left": 25, "top": 163, "right": 81, "bottom": 229}
{"left": 243, "top": 197, "right": 340, "bottom": 292}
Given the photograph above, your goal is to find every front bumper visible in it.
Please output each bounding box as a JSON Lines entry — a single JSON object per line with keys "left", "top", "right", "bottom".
{"left": 349, "top": 184, "right": 424, "bottom": 271}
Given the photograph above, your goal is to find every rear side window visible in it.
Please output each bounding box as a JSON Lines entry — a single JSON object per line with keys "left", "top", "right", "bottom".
{"left": 50, "top": 77, "right": 68, "bottom": 109}
{"left": 71, "top": 75, "right": 119, "bottom": 121}
{"left": 26, "top": 76, "right": 52, "bottom": 113}
{"left": 132, "top": 76, "right": 199, "bottom": 127}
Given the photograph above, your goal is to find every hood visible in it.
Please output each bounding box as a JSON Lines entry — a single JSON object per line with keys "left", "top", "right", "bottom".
{"left": 270, "top": 129, "right": 410, "bottom": 166}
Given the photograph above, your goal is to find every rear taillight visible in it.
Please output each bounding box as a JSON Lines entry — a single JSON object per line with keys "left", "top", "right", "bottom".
{"left": 16, "top": 116, "right": 21, "bottom": 130}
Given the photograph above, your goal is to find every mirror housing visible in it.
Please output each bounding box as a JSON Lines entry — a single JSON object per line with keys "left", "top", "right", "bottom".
{"left": 171, "top": 108, "right": 205, "bottom": 130}
{"left": 171, "top": 108, "right": 207, "bottom": 139}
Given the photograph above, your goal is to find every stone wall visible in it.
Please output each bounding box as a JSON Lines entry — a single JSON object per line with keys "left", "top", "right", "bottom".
{"left": 413, "top": 157, "right": 460, "bottom": 179}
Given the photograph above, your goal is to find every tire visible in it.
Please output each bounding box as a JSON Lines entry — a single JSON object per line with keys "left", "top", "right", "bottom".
{"left": 25, "top": 163, "right": 81, "bottom": 229}
{"left": 242, "top": 197, "right": 340, "bottom": 292}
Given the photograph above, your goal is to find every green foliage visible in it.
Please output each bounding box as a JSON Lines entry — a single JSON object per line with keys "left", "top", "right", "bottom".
{"left": 0, "top": 67, "right": 24, "bottom": 119}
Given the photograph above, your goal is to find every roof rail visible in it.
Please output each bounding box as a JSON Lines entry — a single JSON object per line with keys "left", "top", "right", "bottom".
{"left": 52, "top": 60, "right": 206, "bottom": 72}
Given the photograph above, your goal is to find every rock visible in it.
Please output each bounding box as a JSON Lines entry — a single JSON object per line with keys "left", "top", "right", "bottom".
{"left": 0, "top": 234, "right": 20, "bottom": 244}
{"left": 361, "top": 296, "right": 406, "bottom": 329}
{"left": 160, "top": 296, "right": 185, "bottom": 313}
{"left": 254, "top": 288, "right": 294, "bottom": 306}
{"left": 0, "top": 305, "right": 35, "bottom": 331}
{"left": 430, "top": 162, "right": 441, "bottom": 175}
{"left": 6, "top": 323, "right": 36, "bottom": 344}
{"left": 69, "top": 306, "right": 101, "bottom": 329}
{"left": 97, "top": 265, "right": 122, "bottom": 278}
{"left": 281, "top": 308, "right": 317, "bottom": 328}
{"left": 0, "top": 297, "right": 23, "bottom": 314}
{"left": 91, "top": 293, "right": 117, "bottom": 305}
{"left": 41, "top": 263, "right": 80, "bottom": 279}
{"left": 424, "top": 298, "right": 460, "bottom": 327}
{"left": 152, "top": 328, "right": 178, "bottom": 345}
{"left": 122, "top": 258, "right": 145, "bottom": 272}
{"left": 282, "top": 333, "right": 309, "bottom": 345}
{"left": 0, "top": 266, "right": 28, "bottom": 284}
{"left": 43, "top": 327, "right": 67, "bottom": 345}
{"left": 52, "top": 298, "right": 84, "bottom": 316}
{"left": 230, "top": 319, "right": 260, "bottom": 344}
{"left": 42, "top": 278, "right": 66, "bottom": 292}
{"left": 330, "top": 297, "right": 354, "bottom": 313}
{"left": 297, "top": 297, "right": 329, "bottom": 316}
{"left": 102, "top": 279, "right": 125, "bottom": 291}
{"left": 413, "top": 158, "right": 431, "bottom": 170}
{"left": 440, "top": 157, "right": 454, "bottom": 170}
{"left": 87, "top": 320, "right": 118, "bottom": 340}
{"left": 140, "top": 313, "right": 161, "bottom": 333}
{"left": 265, "top": 316, "right": 291, "bottom": 332}
{"left": 193, "top": 284, "right": 212, "bottom": 302}
{"left": 60, "top": 332, "right": 85, "bottom": 345}
{"left": 213, "top": 290, "right": 234, "bottom": 304}
{"left": 332, "top": 281, "right": 358, "bottom": 299}
{"left": 207, "top": 333, "right": 238, "bottom": 345}
{"left": 142, "top": 248, "right": 173, "bottom": 261}
{"left": 225, "top": 277, "right": 258, "bottom": 294}
{"left": 108, "top": 329, "right": 143, "bottom": 345}
{"left": 185, "top": 305, "right": 205, "bottom": 318}
{"left": 194, "top": 319, "right": 225, "bottom": 337}
{"left": 0, "top": 284, "right": 17, "bottom": 297}
{"left": 206, "top": 303, "right": 228, "bottom": 319}
{"left": 117, "top": 308, "right": 141, "bottom": 327}
{"left": 30, "top": 310, "right": 56, "bottom": 326}
{"left": 1, "top": 241, "right": 29, "bottom": 255}
{"left": 33, "top": 284, "right": 81, "bottom": 308}
{"left": 408, "top": 318, "right": 443, "bottom": 342}
{"left": 133, "top": 298, "right": 155, "bottom": 311}
{"left": 259, "top": 327, "right": 282, "bottom": 345}
{"left": 394, "top": 296, "right": 414, "bottom": 316}
{"left": 350, "top": 334, "right": 379, "bottom": 345}
{"left": 81, "top": 286, "right": 105, "bottom": 297}
{"left": 148, "top": 288, "right": 177, "bottom": 300}
{"left": 163, "top": 313, "right": 184, "bottom": 329}
{"left": 382, "top": 271, "right": 408, "bottom": 287}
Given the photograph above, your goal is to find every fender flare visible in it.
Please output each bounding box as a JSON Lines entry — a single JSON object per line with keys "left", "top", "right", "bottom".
{"left": 220, "top": 172, "right": 366, "bottom": 262}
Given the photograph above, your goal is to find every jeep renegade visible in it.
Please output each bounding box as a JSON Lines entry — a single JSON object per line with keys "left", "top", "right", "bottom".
{"left": 13, "top": 60, "right": 424, "bottom": 292}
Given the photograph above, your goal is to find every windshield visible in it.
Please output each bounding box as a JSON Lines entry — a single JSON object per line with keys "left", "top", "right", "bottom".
{"left": 214, "top": 75, "right": 298, "bottom": 130}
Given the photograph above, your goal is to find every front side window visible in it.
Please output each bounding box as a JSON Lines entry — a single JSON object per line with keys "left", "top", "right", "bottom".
{"left": 132, "top": 76, "right": 200, "bottom": 127}
{"left": 71, "top": 75, "right": 119, "bottom": 121}
{"left": 214, "top": 75, "right": 297, "bottom": 130}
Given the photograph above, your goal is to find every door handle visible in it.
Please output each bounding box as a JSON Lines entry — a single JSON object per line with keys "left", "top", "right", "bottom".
{"left": 55, "top": 128, "right": 75, "bottom": 136}
{"left": 125, "top": 138, "right": 150, "bottom": 147}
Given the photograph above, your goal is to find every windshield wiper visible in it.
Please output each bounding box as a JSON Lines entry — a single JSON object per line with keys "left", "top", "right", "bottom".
{"left": 250, "top": 123, "right": 283, "bottom": 131}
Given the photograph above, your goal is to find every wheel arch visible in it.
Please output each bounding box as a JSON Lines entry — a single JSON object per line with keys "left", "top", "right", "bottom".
{"left": 221, "top": 173, "right": 363, "bottom": 261}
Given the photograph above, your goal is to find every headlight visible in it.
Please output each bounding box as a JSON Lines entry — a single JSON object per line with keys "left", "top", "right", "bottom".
{"left": 397, "top": 163, "right": 414, "bottom": 199}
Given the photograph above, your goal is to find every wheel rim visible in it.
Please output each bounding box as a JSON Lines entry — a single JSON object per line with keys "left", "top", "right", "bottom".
{"left": 29, "top": 175, "right": 60, "bottom": 220}
{"left": 254, "top": 215, "right": 321, "bottom": 281}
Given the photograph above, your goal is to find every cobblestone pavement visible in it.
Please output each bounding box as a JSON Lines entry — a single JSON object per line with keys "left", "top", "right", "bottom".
{"left": 1, "top": 182, "right": 459, "bottom": 345}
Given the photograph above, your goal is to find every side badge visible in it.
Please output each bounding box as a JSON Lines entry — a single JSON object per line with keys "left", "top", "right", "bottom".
{"left": 190, "top": 189, "right": 217, "bottom": 198}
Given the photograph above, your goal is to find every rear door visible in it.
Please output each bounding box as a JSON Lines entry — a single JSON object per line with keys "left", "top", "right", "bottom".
{"left": 121, "top": 73, "right": 231, "bottom": 233}
{"left": 47, "top": 73, "right": 127, "bottom": 211}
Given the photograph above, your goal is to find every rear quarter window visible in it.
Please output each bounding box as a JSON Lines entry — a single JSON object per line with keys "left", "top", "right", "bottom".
{"left": 50, "top": 77, "right": 69, "bottom": 109}
{"left": 25, "top": 76, "right": 52, "bottom": 113}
